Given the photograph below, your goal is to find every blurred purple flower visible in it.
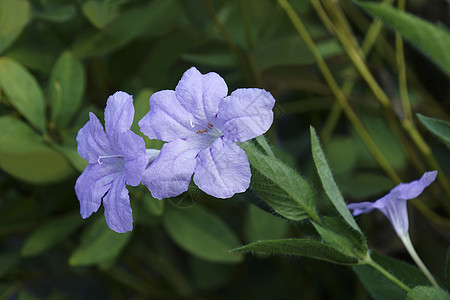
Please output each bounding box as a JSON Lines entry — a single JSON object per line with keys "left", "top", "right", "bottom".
{"left": 75, "top": 91, "right": 149, "bottom": 233}
{"left": 139, "top": 67, "right": 275, "bottom": 199}
{"left": 347, "top": 171, "right": 438, "bottom": 237}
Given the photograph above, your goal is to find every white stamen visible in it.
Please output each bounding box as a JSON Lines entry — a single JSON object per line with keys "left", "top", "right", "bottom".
{"left": 189, "top": 119, "right": 195, "bottom": 128}
{"left": 97, "top": 155, "right": 123, "bottom": 164}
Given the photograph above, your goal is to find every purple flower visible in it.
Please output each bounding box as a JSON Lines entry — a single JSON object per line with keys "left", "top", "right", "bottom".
{"left": 347, "top": 171, "right": 438, "bottom": 237}
{"left": 138, "top": 67, "right": 275, "bottom": 199}
{"left": 75, "top": 91, "right": 149, "bottom": 233}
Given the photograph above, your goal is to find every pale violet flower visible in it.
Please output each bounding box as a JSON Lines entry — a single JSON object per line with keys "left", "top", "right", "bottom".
{"left": 347, "top": 171, "right": 438, "bottom": 237}
{"left": 139, "top": 67, "right": 275, "bottom": 199}
{"left": 75, "top": 91, "right": 156, "bottom": 233}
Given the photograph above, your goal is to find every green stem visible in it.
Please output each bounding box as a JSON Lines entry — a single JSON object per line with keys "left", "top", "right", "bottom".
{"left": 399, "top": 233, "right": 440, "bottom": 288}
{"left": 277, "top": 0, "right": 401, "bottom": 183}
{"left": 320, "top": 0, "right": 450, "bottom": 203}
{"left": 363, "top": 253, "right": 411, "bottom": 292}
{"left": 396, "top": 0, "right": 412, "bottom": 121}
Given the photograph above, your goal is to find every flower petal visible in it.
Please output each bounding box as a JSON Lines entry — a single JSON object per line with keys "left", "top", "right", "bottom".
{"left": 138, "top": 90, "right": 196, "bottom": 142}
{"left": 378, "top": 194, "right": 409, "bottom": 237}
{"left": 75, "top": 163, "right": 122, "bottom": 219}
{"left": 104, "top": 91, "right": 134, "bottom": 149}
{"left": 193, "top": 138, "right": 250, "bottom": 198}
{"left": 119, "top": 131, "right": 148, "bottom": 186}
{"left": 394, "top": 170, "right": 438, "bottom": 200}
{"left": 76, "top": 112, "right": 112, "bottom": 164}
{"left": 347, "top": 201, "right": 378, "bottom": 216}
{"left": 175, "top": 67, "right": 228, "bottom": 123}
{"left": 103, "top": 175, "right": 133, "bottom": 233}
{"left": 217, "top": 88, "right": 275, "bottom": 143}
{"left": 142, "top": 139, "right": 199, "bottom": 199}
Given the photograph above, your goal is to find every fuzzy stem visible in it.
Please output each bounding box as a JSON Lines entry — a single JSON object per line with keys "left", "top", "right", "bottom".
{"left": 363, "top": 253, "right": 411, "bottom": 292}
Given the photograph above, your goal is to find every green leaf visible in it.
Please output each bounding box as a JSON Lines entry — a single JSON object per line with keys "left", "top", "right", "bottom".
{"left": 407, "top": 286, "right": 450, "bottom": 300}
{"left": 0, "top": 147, "right": 74, "bottom": 184}
{"left": 241, "top": 141, "right": 317, "bottom": 221}
{"left": 49, "top": 51, "right": 85, "bottom": 129}
{"left": 445, "top": 246, "right": 450, "bottom": 289}
{"left": 310, "top": 127, "right": 362, "bottom": 233}
{"left": 0, "top": 116, "right": 45, "bottom": 153}
{"left": 50, "top": 139, "right": 87, "bottom": 173}
{"left": 353, "top": 252, "right": 429, "bottom": 300}
{"left": 181, "top": 52, "right": 235, "bottom": 68}
{"left": 73, "top": 0, "right": 178, "bottom": 59}
{"left": 82, "top": 0, "right": 120, "bottom": 29}
{"left": 231, "top": 238, "right": 359, "bottom": 265}
{"left": 0, "top": 116, "right": 74, "bottom": 183}
{"left": 163, "top": 205, "right": 243, "bottom": 264}
{"left": 0, "top": 0, "right": 31, "bottom": 53}
{"left": 0, "top": 251, "right": 20, "bottom": 278}
{"left": 0, "top": 57, "right": 46, "bottom": 132}
{"left": 189, "top": 257, "right": 233, "bottom": 291}
{"left": 21, "top": 212, "right": 83, "bottom": 257}
{"left": 356, "top": 1, "right": 450, "bottom": 76}
{"left": 244, "top": 205, "right": 287, "bottom": 242}
{"left": 313, "top": 217, "right": 367, "bottom": 259}
{"left": 33, "top": 4, "right": 77, "bottom": 23}
{"left": 417, "top": 114, "right": 450, "bottom": 148}
{"left": 69, "top": 217, "right": 132, "bottom": 267}
{"left": 253, "top": 36, "right": 314, "bottom": 71}
{"left": 143, "top": 193, "right": 164, "bottom": 217}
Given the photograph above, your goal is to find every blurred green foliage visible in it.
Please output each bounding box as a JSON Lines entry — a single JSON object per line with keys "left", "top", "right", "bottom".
{"left": 0, "top": 0, "right": 449, "bottom": 299}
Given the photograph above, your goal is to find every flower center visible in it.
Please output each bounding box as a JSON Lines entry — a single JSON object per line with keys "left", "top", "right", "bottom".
{"left": 195, "top": 122, "right": 222, "bottom": 139}
{"left": 97, "top": 155, "right": 123, "bottom": 164}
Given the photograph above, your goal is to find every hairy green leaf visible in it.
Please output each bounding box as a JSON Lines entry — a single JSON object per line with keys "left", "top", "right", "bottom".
{"left": 310, "top": 127, "right": 361, "bottom": 233}
{"left": 242, "top": 142, "right": 317, "bottom": 221}
{"left": 407, "top": 286, "right": 450, "bottom": 300}
{"left": 231, "top": 238, "right": 359, "bottom": 265}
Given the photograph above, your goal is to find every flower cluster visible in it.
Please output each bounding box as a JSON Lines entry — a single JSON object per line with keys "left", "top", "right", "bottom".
{"left": 75, "top": 67, "right": 275, "bottom": 232}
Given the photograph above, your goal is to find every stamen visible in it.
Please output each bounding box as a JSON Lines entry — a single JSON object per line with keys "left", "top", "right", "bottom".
{"left": 196, "top": 129, "right": 208, "bottom": 134}
{"left": 97, "top": 155, "right": 123, "bottom": 164}
{"left": 207, "top": 123, "right": 214, "bottom": 129}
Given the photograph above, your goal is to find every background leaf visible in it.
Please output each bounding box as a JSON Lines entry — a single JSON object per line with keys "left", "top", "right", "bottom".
{"left": 0, "top": 116, "right": 44, "bottom": 153}
{"left": 417, "top": 114, "right": 450, "bottom": 148}
{"left": 0, "top": 57, "right": 46, "bottom": 132}
{"left": 163, "top": 205, "right": 243, "bottom": 264}
{"left": 356, "top": 1, "right": 450, "bottom": 76}
{"left": 0, "top": 0, "right": 31, "bottom": 53}
{"left": 49, "top": 51, "right": 85, "bottom": 129}
{"left": 244, "top": 205, "right": 287, "bottom": 242}
{"left": 21, "top": 212, "right": 83, "bottom": 257}
{"left": 69, "top": 217, "right": 132, "bottom": 267}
